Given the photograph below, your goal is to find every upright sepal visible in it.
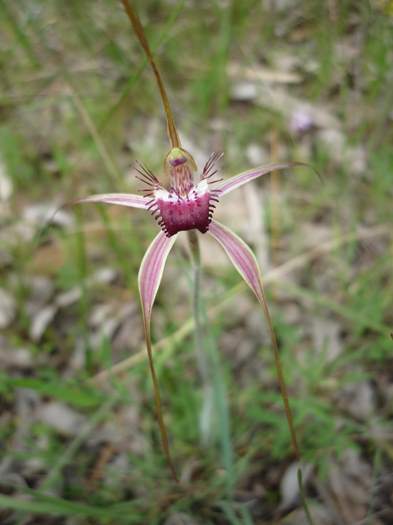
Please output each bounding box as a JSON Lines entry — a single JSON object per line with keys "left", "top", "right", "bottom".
{"left": 208, "top": 220, "right": 300, "bottom": 458}
{"left": 138, "top": 230, "right": 178, "bottom": 480}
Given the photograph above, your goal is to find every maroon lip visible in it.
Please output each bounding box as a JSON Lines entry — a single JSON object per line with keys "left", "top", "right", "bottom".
{"left": 156, "top": 191, "right": 212, "bottom": 236}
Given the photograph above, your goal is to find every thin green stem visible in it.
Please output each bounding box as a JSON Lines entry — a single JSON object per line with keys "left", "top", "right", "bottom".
{"left": 187, "top": 231, "right": 234, "bottom": 488}
{"left": 188, "top": 231, "right": 207, "bottom": 379}
{"left": 297, "top": 468, "right": 315, "bottom": 525}
{"left": 193, "top": 262, "right": 210, "bottom": 382}
{"left": 188, "top": 231, "right": 212, "bottom": 445}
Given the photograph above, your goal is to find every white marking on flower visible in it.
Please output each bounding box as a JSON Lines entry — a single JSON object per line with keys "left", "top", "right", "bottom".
{"left": 193, "top": 180, "right": 209, "bottom": 198}
{"left": 154, "top": 189, "right": 173, "bottom": 202}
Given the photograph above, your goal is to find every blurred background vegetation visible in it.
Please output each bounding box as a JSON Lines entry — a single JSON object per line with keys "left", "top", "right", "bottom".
{"left": 0, "top": 0, "right": 392, "bottom": 523}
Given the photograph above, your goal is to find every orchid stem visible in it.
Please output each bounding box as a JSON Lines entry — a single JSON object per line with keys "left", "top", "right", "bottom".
{"left": 188, "top": 231, "right": 211, "bottom": 437}
{"left": 190, "top": 239, "right": 209, "bottom": 380}
{"left": 187, "top": 231, "right": 234, "bottom": 488}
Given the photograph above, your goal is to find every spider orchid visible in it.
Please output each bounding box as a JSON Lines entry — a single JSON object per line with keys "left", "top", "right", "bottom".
{"left": 75, "top": 0, "right": 307, "bottom": 481}
{"left": 78, "top": 149, "right": 303, "bottom": 476}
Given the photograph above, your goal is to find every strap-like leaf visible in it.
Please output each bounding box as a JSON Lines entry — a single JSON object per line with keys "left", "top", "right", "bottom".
{"left": 217, "top": 162, "right": 306, "bottom": 196}
{"left": 75, "top": 193, "right": 148, "bottom": 209}
{"left": 208, "top": 220, "right": 300, "bottom": 458}
{"left": 138, "top": 230, "right": 178, "bottom": 480}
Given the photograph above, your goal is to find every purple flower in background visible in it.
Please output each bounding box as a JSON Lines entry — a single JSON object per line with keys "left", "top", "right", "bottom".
{"left": 290, "top": 108, "right": 314, "bottom": 134}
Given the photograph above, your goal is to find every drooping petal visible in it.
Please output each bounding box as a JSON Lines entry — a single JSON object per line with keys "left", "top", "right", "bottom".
{"left": 208, "top": 220, "right": 300, "bottom": 458}
{"left": 138, "top": 230, "right": 178, "bottom": 480}
{"left": 138, "top": 230, "right": 178, "bottom": 317}
{"left": 208, "top": 221, "right": 268, "bottom": 302}
{"left": 217, "top": 162, "right": 305, "bottom": 196}
{"left": 75, "top": 193, "right": 148, "bottom": 209}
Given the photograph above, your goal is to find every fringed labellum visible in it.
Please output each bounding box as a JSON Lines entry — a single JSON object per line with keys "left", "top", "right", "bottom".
{"left": 140, "top": 148, "right": 222, "bottom": 237}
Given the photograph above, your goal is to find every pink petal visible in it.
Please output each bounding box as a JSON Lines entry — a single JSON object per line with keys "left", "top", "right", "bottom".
{"left": 208, "top": 220, "right": 300, "bottom": 458}
{"left": 138, "top": 230, "right": 178, "bottom": 480}
{"left": 217, "top": 162, "right": 305, "bottom": 196}
{"left": 75, "top": 193, "right": 148, "bottom": 209}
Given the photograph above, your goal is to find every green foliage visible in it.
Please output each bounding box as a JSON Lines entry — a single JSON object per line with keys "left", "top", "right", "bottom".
{"left": 1, "top": 374, "right": 104, "bottom": 409}
{"left": 0, "top": 127, "right": 36, "bottom": 187}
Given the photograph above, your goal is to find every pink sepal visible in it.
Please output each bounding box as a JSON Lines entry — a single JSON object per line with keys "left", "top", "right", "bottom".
{"left": 217, "top": 162, "right": 302, "bottom": 196}
{"left": 138, "top": 230, "right": 178, "bottom": 320}
{"left": 137, "top": 230, "right": 178, "bottom": 481}
{"left": 208, "top": 220, "right": 264, "bottom": 302}
{"left": 75, "top": 193, "right": 148, "bottom": 209}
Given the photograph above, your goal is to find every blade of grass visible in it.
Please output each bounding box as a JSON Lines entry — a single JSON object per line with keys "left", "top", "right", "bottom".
{"left": 220, "top": 501, "right": 243, "bottom": 525}
{"left": 0, "top": 493, "right": 142, "bottom": 523}
{"left": 297, "top": 467, "right": 316, "bottom": 525}
{"left": 365, "top": 447, "right": 382, "bottom": 525}
{"left": 73, "top": 207, "right": 92, "bottom": 371}
{"left": 69, "top": 83, "right": 123, "bottom": 187}
{"left": 13, "top": 394, "right": 120, "bottom": 525}
{"left": 40, "top": 394, "right": 119, "bottom": 492}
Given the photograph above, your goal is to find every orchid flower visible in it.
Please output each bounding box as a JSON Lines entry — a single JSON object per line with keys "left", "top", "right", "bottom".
{"left": 76, "top": 0, "right": 307, "bottom": 481}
